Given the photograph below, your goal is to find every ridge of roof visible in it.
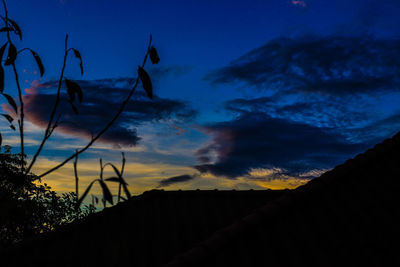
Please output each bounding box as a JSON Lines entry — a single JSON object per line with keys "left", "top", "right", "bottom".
{"left": 163, "top": 132, "right": 400, "bottom": 267}
{"left": 2, "top": 188, "right": 288, "bottom": 267}
{"left": 3, "top": 189, "right": 279, "bottom": 251}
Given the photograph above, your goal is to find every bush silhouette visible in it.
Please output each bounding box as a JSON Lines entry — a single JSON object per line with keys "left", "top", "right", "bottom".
{"left": 0, "top": 145, "right": 94, "bottom": 248}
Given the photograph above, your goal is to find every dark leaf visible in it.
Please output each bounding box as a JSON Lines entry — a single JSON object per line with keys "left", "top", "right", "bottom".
{"left": 9, "top": 124, "right": 15, "bottom": 131}
{"left": 77, "top": 180, "right": 96, "bottom": 207}
{"left": 105, "top": 163, "right": 122, "bottom": 179}
{"left": 65, "top": 79, "right": 83, "bottom": 103}
{"left": 94, "top": 196, "right": 99, "bottom": 204}
{"left": 2, "top": 93, "right": 18, "bottom": 114}
{"left": 122, "top": 182, "right": 131, "bottom": 199}
{"left": 0, "top": 65, "right": 3, "bottom": 93}
{"left": 29, "top": 49, "right": 44, "bottom": 77}
{"left": 99, "top": 179, "right": 113, "bottom": 205}
{"left": 70, "top": 102, "right": 79, "bottom": 115}
{"left": 0, "top": 42, "right": 8, "bottom": 61}
{"left": 106, "top": 161, "right": 131, "bottom": 199}
{"left": 1, "top": 114, "right": 13, "bottom": 123}
{"left": 7, "top": 18, "right": 22, "bottom": 40}
{"left": 149, "top": 46, "right": 160, "bottom": 64}
{"left": 4, "top": 43, "right": 17, "bottom": 66}
{"left": 0, "top": 27, "right": 13, "bottom": 32}
{"left": 72, "top": 48, "right": 83, "bottom": 75}
{"left": 121, "top": 152, "right": 126, "bottom": 176}
{"left": 138, "top": 66, "right": 152, "bottom": 99}
{"left": 104, "top": 177, "right": 121, "bottom": 183}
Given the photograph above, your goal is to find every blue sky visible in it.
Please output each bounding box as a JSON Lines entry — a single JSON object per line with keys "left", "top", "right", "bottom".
{"left": 1, "top": 0, "right": 400, "bottom": 195}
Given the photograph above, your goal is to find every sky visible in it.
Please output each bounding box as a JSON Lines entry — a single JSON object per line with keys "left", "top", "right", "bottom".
{"left": 1, "top": 0, "right": 400, "bottom": 198}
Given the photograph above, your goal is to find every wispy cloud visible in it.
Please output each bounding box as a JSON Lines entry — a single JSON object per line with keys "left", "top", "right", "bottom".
{"left": 291, "top": 1, "right": 306, "bottom": 8}
{"left": 157, "top": 174, "right": 197, "bottom": 187}
{"left": 205, "top": 36, "right": 400, "bottom": 97}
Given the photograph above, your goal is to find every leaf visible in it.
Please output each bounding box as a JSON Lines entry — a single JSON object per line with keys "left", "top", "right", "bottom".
{"left": 72, "top": 48, "right": 84, "bottom": 75}
{"left": 77, "top": 180, "right": 96, "bottom": 207}
{"left": 9, "top": 124, "right": 15, "bottom": 131}
{"left": 121, "top": 152, "right": 126, "bottom": 176}
{"left": 99, "top": 179, "right": 113, "bottom": 205}
{"left": 105, "top": 163, "right": 122, "bottom": 179}
{"left": 1, "top": 114, "right": 13, "bottom": 123}
{"left": 7, "top": 18, "right": 22, "bottom": 40}
{"left": 122, "top": 182, "right": 131, "bottom": 199}
{"left": 2, "top": 93, "right": 18, "bottom": 114}
{"left": 0, "top": 42, "right": 8, "bottom": 61}
{"left": 0, "top": 65, "right": 3, "bottom": 93}
{"left": 0, "top": 27, "right": 13, "bottom": 32}
{"left": 4, "top": 43, "right": 17, "bottom": 66}
{"left": 70, "top": 102, "right": 79, "bottom": 115}
{"left": 138, "top": 66, "right": 152, "bottom": 99}
{"left": 65, "top": 79, "right": 83, "bottom": 103}
{"left": 29, "top": 49, "right": 44, "bottom": 77}
{"left": 104, "top": 177, "right": 122, "bottom": 183}
{"left": 149, "top": 46, "right": 160, "bottom": 64}
{"left": 104, "top": 163, "right": 131, "bottom": 199}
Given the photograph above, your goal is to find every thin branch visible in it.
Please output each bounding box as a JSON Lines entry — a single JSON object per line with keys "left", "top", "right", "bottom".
{"left": 25, "top": 34, "right": 70, "bottom": 174}
{"left": 99, "top": 158, "right": 104, "bottom": 180}
{"left": 38, "top": 35, "right": 153, "bottom": 179}
{"left": 117, "top": 152, "right": 125, "bottom": 203}
{"left": 73, "top": 149, "right": 79, "bottom": 202}
{"left": 2, "top": 0, "right": 25, "bottom": 172}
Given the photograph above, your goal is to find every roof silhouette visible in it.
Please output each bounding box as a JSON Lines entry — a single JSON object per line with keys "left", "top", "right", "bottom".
{"left": 2, "top": 132, "right": 400, "bottom": 266}
{"left": 1, "top": 188, "right": 286, "bottom": 266}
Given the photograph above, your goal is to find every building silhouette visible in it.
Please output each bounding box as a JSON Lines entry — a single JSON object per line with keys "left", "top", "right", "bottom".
{"left": 2, "top": 132, "right": 400, "bottom": 266}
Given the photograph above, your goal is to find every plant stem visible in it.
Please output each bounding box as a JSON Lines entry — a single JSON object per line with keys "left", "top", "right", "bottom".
{"left": 73, "top": 149, "right": 79, "bottom": 201}
{"left": 37, "top": 35, "right": 153, "bottom": 179}
{"left": 2, "top": 0, "right": 24, "bottom": 172}
{"left": 117, "top": 152, "right": 125, "bottom": 203}
{"left": 25, "top": 35, "right": 70, "bottom": 174}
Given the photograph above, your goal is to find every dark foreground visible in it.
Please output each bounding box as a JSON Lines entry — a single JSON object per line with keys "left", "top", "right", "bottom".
{"left": 2, "top": 132, "right": 400, "bottom": 267}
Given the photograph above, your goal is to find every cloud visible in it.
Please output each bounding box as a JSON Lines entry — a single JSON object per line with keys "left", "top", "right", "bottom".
{"left": 225, "top": 95, "right": 372, "bottom": 129}
{"left": 349, "top": 112, "right": 400, "bottom": 143}
{"left": 291, "top": 1, "right": 306, "bottom": 8}
{"left": 157, "top": 174, "right": 196, "bottom": 187}
{"left": 194, "top": 112, "right": 369, "bottom": 178}
{"left": 205, "top": 36, "right": 400, "bottom": 97}
{"left": 21, "top": 78, "right": 197, "bottom": 147}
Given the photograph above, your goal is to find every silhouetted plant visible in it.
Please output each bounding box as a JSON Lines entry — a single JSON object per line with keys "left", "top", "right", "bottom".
{"left": 76, "top": 153, "right": 131, "bottom": 208}
{"left": 0, "top": 145, "right": 95, "bottom": 248}
{"left": 0, "top": 0, "right": 160, "bottom": 245}
{"left": 0, "top": 0, "right": 159, "bottom": 208}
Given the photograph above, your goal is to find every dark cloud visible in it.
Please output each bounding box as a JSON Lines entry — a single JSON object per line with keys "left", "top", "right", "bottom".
{"left": 225, "top": 95, "right": 372, "bottom": 129}
{"left": 157, "top": 174, "right": 196, "bottom": 187}
{"left": 205, "top": 36, "right": 400, "bottom": 96}
{"left": 23, "top": 78, "right": 197, "bottom": 147}
{"left": 194, "top": 112, "right": 370, "bottom": 178}
{"left": 349, "top": 113, "right": 400, "bottom": 143}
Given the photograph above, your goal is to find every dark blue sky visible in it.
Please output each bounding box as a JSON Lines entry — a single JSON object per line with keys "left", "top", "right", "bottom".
{"left": 2, "top": 0, "right": 400, "bottom": 193}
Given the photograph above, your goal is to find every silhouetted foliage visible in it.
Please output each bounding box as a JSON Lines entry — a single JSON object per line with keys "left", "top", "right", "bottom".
{"left": 0, "top": 0, "right": 158, "bottom": 247}
{"left": 0, "top": 146, "right": 94, "bottom": 249}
